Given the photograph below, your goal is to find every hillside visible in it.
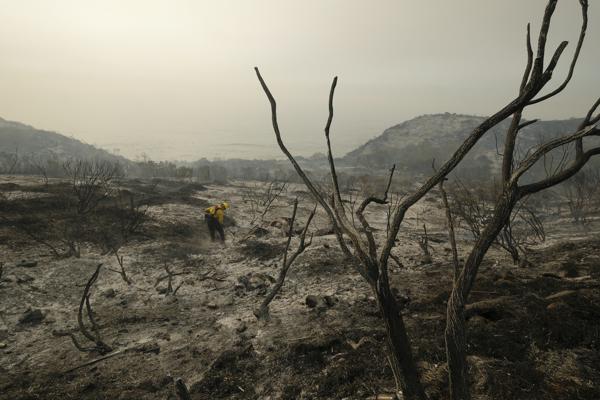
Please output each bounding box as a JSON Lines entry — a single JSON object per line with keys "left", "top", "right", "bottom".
{"left": 1, "top": 113, "right": 591, "bottom": 181}
{"left": 0, "top": 117, "right": 130, "bottom": 169}
{"left": 342, "top": 113, "right": 582, "bottom": 177}
{"left": 2, "top": 177, "right": 600, "bottom": 399}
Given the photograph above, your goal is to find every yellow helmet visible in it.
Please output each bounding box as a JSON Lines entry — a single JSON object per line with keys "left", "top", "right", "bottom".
{"left": 221, "top": 202, "right": 230, "bottom": 209}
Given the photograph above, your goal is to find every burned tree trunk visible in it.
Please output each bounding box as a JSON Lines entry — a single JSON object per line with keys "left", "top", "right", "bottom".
{"left": 446, "top": 191, "right": 517, "bottom": 400}
{"left": 443, "top": 1, "right": 597, "bottom": 397}
{"left": 254, "top": 2, "right": 597, "bottom": 397}
{"left": 375, "top": 272, "right": 427, "bottom": 400}
{"left": 255, "top": 67, "right": 429, "bottom": 399}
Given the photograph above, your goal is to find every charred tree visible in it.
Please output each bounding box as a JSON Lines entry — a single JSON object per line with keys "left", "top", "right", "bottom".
{"left": 254, "top": 198, "right": 315, "bottom": 320}
{"left": 255, "top": 1, "right": 596, "bottom": 398}
{"left": 53, "top": 264, "right": 112, "bottom": 354}
{"left": 446, "top": 1, "right": 598, "bottom": 398}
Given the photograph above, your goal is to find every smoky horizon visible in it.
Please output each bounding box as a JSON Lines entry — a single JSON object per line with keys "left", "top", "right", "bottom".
{"left": 1, "top": 0, "right": 599, "bottom": 161}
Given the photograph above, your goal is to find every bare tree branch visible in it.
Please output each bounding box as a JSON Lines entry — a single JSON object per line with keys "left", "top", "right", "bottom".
{"left": 439, "top": 179, "right": 460, "bottom": 282}
{"left": 529, "top": 0, "right": 588, "bottom": 104}
{"left": 583, "top": 97, "right": 600, "bottom": 126}
{"left": 355, "top": 165, "right": 396, "bottom": 259}
{"left": 517, "top": 119, "right": 539, "bottom": 132}
{"left": 255, "top": 67, "right": 368, "bottom": 270}
{"left": 511, "top": 124, "right": 598, "bottom": 184}
{"left": 520, "top": 23, "right": 534, "bottom": 92}
{"left": 530, "top": 0, "right": 559, "bottom": 81}
{"left": 324, "top": 76, "right": 345, "bottom": 213}
{"left": 519, "top": 145, "right": 600, "bottom": 196}
{"left": 54, "top": 264, "right": 112, "bottom": 354}
{"left": 357, "top": 164, "right": 396, "bottom": 215}
{"left": 254, "top": 199, "right": 316, "bottom": 320}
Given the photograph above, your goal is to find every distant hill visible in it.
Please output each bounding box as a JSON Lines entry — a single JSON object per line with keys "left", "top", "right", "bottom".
{"left": 1, "top": 113, "right": 591, "bottom": 181}
{"left": 342, "top": 113, "right": 582, "bottom": 178}
{"left": 0, "top": 117, "right": 131, "bottom": 172}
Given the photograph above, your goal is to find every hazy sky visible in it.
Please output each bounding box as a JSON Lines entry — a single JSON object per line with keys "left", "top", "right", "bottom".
{"left": 1, "top": 0, "right": 599, "bottom": 160}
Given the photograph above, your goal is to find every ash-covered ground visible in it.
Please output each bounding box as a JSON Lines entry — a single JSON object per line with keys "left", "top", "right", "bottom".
{"left": 1, "top": 176, "right": 599, "bottom": 399}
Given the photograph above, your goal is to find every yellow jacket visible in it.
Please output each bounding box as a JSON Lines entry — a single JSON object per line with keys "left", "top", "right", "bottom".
{"left": 205, "top": 205, "right": 225, "bottom": 224}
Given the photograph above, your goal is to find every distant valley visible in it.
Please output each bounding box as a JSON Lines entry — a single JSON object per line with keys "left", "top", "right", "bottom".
{"left": 0, "top": 113, "right": 587, "bottom": 180}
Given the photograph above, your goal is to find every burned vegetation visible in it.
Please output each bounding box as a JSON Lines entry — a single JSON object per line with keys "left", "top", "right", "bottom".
{"left": 1, "top": 1, "right": 600, "bottom": 400}
{"left": 1, "top": 165, "right": 600, "bottom": 400}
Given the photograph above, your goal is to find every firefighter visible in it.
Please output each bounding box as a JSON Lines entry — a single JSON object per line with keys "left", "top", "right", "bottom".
{"left": 204, "top": 202, "right": 229, "bottom": 242}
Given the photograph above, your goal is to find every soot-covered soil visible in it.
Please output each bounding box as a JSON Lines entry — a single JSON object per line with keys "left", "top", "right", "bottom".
{"left": 1, "top": 177, "right": 599, "bottom": 399}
